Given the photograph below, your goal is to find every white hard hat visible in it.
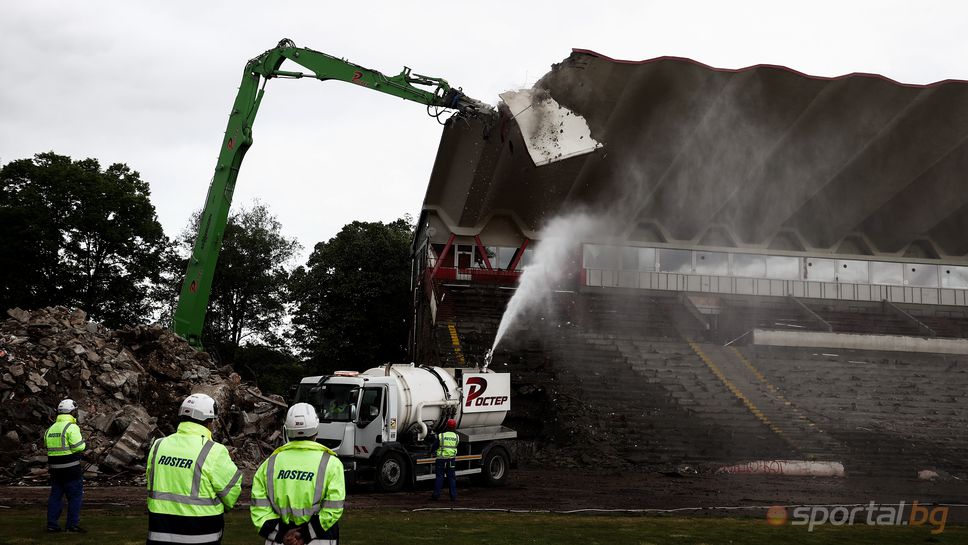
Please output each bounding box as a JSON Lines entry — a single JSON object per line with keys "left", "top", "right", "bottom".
{"left": 285, "top": 403, "right": 319, "bottom": 439}
{"left": 57, "top": 399, "right": 77, "bottom": 414}
{"left": 179, "top": 393, "right": 218, "bottom": 421}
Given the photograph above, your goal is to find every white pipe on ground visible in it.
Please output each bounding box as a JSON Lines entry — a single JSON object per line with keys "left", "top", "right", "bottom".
{"left": 716, "top": 460, "right": 845, "bottom": 477}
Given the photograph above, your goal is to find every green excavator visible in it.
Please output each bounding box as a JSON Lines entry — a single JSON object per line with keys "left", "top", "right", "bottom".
{"left": 172, "top": 39, "right": 490, "bottom": 347}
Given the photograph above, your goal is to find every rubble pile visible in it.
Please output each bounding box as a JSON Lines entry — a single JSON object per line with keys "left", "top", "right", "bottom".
{"left": 0, "top": 307, "right": 286, "bottom": 484}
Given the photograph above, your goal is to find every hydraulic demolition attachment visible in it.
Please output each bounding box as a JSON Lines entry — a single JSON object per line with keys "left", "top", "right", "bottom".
{"left": 173, "top": 39, "right": 491, "bottom": 347}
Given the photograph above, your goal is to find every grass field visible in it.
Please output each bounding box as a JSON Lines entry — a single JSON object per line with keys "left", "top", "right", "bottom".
{"left": 2, "top": 508, "right": 963, "bottom": 544}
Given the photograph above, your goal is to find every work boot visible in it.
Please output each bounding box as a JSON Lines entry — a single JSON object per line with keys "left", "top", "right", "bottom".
{"left": 46, "top": 527, "right": 61, "bottom": 533}
{"left": 66, "top": 526, "right": 87, "bottom": 534}
{"left": 429, "top": 495, "right": 439, "bottom": 501}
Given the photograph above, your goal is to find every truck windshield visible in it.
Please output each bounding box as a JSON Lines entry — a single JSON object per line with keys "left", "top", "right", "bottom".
{"left": 295, "top": 383, "right": 360, "bottom": 423}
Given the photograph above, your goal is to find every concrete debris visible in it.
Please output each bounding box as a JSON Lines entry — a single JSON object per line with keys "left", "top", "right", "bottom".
{"left": 0, "top": 306, "right": 286, "bottom": 484}
{"left": 102, "top": 406, "right": 155, "bottom": 471}
{"left": 917, "top": 469, "right": 956, "bottom": 482}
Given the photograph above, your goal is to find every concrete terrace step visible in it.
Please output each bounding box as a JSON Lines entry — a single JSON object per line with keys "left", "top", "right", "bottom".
{"left": 430, "top": 286, "right": 968, "bottom": 473}
{"left": 543, "top": 328, "right": 798, "bottom": 462}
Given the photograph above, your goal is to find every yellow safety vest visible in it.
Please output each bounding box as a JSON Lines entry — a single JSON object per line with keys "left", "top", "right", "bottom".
{"left": 437, "top": 431, "right": 458, "bottom": 459}
{"left": 145, "top": 421, "right": 242, "bottom": 518}
{"left": 250, "top": 440, "right": 345, "bottom": 538}
{"left": 45, "top": 414, "right": 86, "bottom": 472}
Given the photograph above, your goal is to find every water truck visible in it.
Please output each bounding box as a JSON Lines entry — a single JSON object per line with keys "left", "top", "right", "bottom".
{"left": 294, "top": 359, "right": 515, "bottom": 491}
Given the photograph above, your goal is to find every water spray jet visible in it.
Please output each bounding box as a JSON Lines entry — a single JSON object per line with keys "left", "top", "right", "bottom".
{"left": 489, "top": 212, "right": 612, "bottom": 355}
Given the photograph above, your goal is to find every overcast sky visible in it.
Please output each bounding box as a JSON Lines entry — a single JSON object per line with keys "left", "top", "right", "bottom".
{"left": 2, "top": 1, "right": 966, "bottom": 259}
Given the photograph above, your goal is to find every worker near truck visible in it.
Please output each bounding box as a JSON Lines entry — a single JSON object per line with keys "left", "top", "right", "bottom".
{"left": 145, "top": 393, "right": 242, "bottom": 545}
{"left": 251, "top": 403, "right": 345, "bottom": 545}
{"left": 45, "top": 398, "right": 87, "bottom": 533}
{"left": 430, "top": 418, "right": 459, "bottom": 501}
{"left": 321, "top": 389, "right": 352, "bottom": 421}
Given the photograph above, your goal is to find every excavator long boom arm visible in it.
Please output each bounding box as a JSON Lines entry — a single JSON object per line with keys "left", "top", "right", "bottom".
{"left": 172, "top": 39, "right": 489, "bottom": 346}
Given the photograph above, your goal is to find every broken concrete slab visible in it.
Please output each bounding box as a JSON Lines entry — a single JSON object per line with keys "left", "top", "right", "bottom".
{"left": 499, "top": 88, "right": 602, "bottom": 166}
{"left": 7, "top": 308, "right": 30, "bottom": 323}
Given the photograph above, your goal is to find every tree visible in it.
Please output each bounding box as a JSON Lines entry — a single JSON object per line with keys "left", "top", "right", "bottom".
{"left": 232, "top": 344, "right": 305, "bottom": 398}
{"left": 0, "top": 152, "right": 167, "bottom": 326}
{"left": 173, "top": 202, "right": 301, "bottom": 361}
{"left": 289, "top": 217, "right": 413, "bottom": 372}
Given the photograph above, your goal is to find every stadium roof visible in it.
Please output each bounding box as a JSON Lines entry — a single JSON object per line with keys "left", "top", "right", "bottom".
{"left": 421, "top": 49, "right": 968, "bottom": 261}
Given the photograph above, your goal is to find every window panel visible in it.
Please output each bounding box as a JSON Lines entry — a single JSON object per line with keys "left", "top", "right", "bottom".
{"left": 942, "top": 266, "right": 968, "bottom": 289}
{"left": 805, "top": 258, "right": 836, "bottom": 281}
{"left": 695, "top": 251, "right": 729, "bottom": 275}
{"left": 582, "top": 244, "right": 598, "bottom": 268}
{"left": 602, "top": 246, "right": 620, "bottom": 269}
{"left": 766, "top": 256, "right": 800, "bottom": 280}
{"left": 871, "top": 262, "right": 903, "bottom": 285}
{"left": 732, "top": 254, "right": 766, "bottom": 278}
{"left": 358, "top": 387, "right": 384, "bottom": 427}
{"left": 638, "top": 248, "right": 657, "bottom": 271}
{"left": 621, "top": 247, "right": 639, "bottom": 271}
{"left": 837, "top": 260, "right": 869, "bottom": 283}
{"left": 474, "top": 245, "right": 495, "bottom": 269}
{"left": 582, "top": 244, "right": 619, "bottom": 269}
{"left": 495, "top": 247, "right": 516, "bottom": 270}
{"left": 905, "top": 264, "right": 939, "bottom": 287}
{"left": 659, "top": 249, "right": 692, "bottom": 273}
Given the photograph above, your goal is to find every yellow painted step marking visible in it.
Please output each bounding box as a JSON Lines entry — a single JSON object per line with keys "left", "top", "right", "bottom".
{"left": 686, "top": 339, "right": 795, "bottom": 448}
{"left": 728, "top": 346, "right": 825, "bottom": 433}
{"left": 447, "top": 323, "right": 466, "bottom": 365}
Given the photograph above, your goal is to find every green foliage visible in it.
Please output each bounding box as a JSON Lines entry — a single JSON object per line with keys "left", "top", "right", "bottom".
{"left": 149, "top": 242, "right": 189, "bottom": 330}
{"left": 0, "top": 152, "right": 167, "bottom": 327}
{"left": 174, "top": 202, "right": 301, "bottom": 361}
{"left": 289, "top": 218, "right": 413, "bottom": 372}
{"left": 231, "top": 343, "right": 305, "bottom": 398}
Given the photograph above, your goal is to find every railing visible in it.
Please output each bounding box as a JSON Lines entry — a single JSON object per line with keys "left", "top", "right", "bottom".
{"left": 428, "top": 266, "right": 522, "bottom": 285}
{"left": 582, "top": 268, "right": 968, "bottom": 307}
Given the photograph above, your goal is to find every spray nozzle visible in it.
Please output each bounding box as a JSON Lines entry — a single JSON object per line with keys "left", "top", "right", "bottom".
{"left": 483, "top": 348, "right": 493, "bottom": 371}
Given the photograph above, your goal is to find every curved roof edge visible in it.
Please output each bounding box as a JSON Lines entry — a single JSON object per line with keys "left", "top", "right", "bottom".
{"left": 571, "top": 48, "right": 968, "bottom": 89}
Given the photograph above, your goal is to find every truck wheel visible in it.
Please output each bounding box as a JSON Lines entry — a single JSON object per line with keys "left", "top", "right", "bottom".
{"left": 376, "top": 452, "right": 407, "bottom": 492}
{"left": 480, "top": 447, "right": 510, "bottom": 486}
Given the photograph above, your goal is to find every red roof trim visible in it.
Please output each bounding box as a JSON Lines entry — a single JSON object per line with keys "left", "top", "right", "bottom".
{"left": 571, "top": 48, "right": 968, "bottom": 89}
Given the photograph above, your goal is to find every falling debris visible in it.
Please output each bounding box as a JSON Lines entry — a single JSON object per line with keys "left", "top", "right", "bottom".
{"left": 499, "top": 88, "right": 602, "bottom": 166}
{"left": 0, "top": 307, "right": 285, "bottom": 484}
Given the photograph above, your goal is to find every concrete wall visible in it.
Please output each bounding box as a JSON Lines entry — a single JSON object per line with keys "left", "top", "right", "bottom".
{"left": 752, "top": 328, "right": 968, "bottom": 355}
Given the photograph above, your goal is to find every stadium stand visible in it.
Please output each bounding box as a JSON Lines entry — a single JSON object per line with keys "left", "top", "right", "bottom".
{"left": 412, "top": 49, "right": 968, "bottom": 477}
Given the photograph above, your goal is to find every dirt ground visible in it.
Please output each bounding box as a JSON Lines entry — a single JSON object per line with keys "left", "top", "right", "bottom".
{"left": 3, "top": 467, "right": 966, "bottom": 524}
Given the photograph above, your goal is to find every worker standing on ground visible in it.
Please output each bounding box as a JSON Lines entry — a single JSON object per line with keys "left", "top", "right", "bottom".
{"left": 431, "top": 418, "right": 459, "bottom": 501}
{"left": 145, "top": 393, "right": 242, "bottom": 545}
{"left": 45, "top": 398, "right": 87, "bottom": 533}
{"left": 251, "top": 403, "right": 345, "bottom": 545}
